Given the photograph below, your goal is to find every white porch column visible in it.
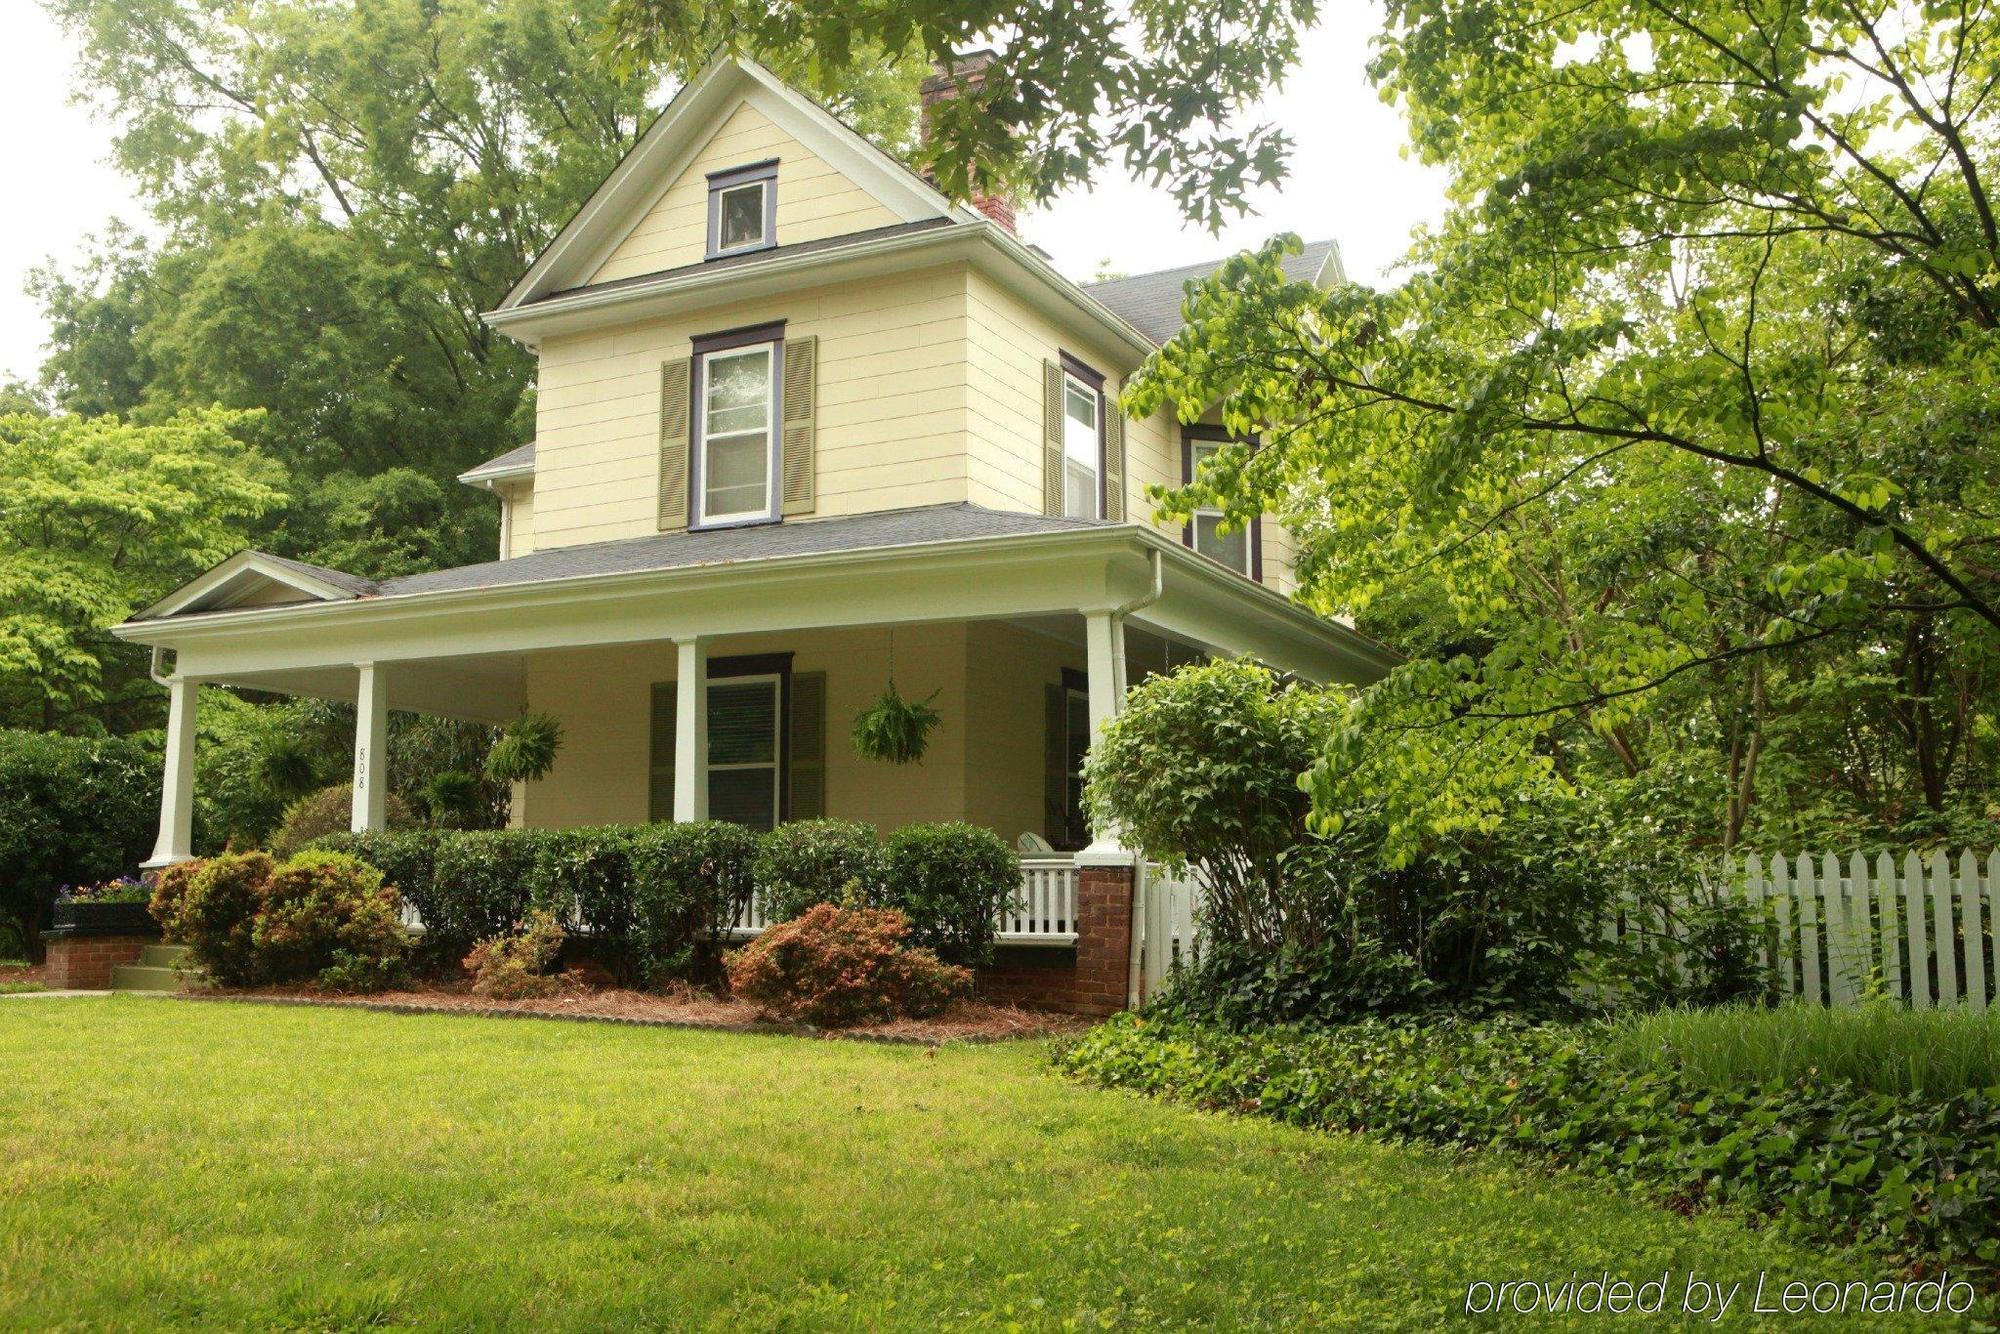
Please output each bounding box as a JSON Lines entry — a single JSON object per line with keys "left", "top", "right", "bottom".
{"left": 142, "top": 676, "right": 200, "bottom": 868}
{"left": 1078, "top": 609, "right": 1137, "bottom": 866}
{"left": 673, "top": 636, "right": 709, "bottom": 822}
{"left": 351, "top": 661, "right": 389, "bottom": 833}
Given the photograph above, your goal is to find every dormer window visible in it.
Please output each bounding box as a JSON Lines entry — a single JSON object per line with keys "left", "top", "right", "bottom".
{"left": 707, "top": 161, "right": 778, "bottom": 259}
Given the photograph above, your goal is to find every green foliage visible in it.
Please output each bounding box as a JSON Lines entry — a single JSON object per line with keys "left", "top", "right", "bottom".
{"left": 754, "top": 819, "right": 887, "bottom": 921}
{"left": 1128, "top": 0, "right": 2000, "bottom": 858}
{"left": 0, "top": 729, "right": 156, "bottom": 948}
{"left": 880, "top": 822, "right": 1016, "bottom": 966}
{"left": 270, "top": 784, "right": 413, "bottom": 862}
{"left": 464, "top": 910, "right": 571, "bottom": 1000}
{"left": 156, "top": 852, "right": 274, "bottom": 986}
{"left": 1084, "top": 660, "right": 1341, "bottom": 951}
{"left": 0, "top": 408, "right": 282, "bottom": 731}
{"left": 1059, "top": 1014, "right": 2000, "bottom": 1278}
{"left": 309, "top": 830, "right": 451, "bottom": 969}
{"left": 483, "top": 712, "right": 564, "bottom": 785}
{"left": 725, "top": 902, "right": 970, "bottom": 1026}
{"left": 1608, "top": 1003, "right": 2000, "bottom": 1101}
{"left": 627, "top": 821, "right": 760, "bottom": 986}
{"left": 603, "top": 0, "right": 1309, "bottom": 230}
{"left": 850, "top": 684, "right": 941, "bottom": 765}
{"left": 251, "top": 851, "right": 410, "bottom": 992}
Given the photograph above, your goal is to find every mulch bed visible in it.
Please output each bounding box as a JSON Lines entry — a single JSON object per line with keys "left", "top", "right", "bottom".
{"left": 0, "top": 962, "right": 49, "bottom": 990}
{"left": 177, "top": 980, "right": 1089, "bottom": 1046}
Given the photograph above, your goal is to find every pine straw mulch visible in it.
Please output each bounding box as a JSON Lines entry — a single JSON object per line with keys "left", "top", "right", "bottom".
{"left": 182, "top": 979, "right": 1089, "bottom": 1046}
{"left": 0, "top": 962, "right": 49, "bottom": 991}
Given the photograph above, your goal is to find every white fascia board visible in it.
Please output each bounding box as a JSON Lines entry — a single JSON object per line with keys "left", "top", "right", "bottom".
{"left": 487, "top": 221, "right": 1158, "bottom": 366}
{"left": 456, "top": 461, "right": 534, "bottom": 489}
{"left": 134, "top": 551, "right": 360, "bottom": 622}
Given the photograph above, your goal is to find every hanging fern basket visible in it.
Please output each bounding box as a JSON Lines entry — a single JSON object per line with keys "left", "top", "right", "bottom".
{"left": 851, "top": 682, "right": 942, "bottom": 765}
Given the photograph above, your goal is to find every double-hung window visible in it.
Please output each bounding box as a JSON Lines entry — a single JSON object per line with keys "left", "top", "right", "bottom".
{"left": 1183, "top": 431, "right": 1258, "bottom": 578}
{"left": 649, "top": 656, "right": 791, "bottom": 831}
{"left": 694, "top": 325, "right": 783, "bottom": 527}
{"left": 706, "top": 161, "right": 777, "bottom": 259}
{"left": 1060, "top": 357, "right": 1105, "bottom": 520}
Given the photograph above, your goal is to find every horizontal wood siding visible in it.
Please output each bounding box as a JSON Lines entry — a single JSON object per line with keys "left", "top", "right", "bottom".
{"left": 503, "top": 483, "right": 535, "bottom": 557}
{"left": 530, "top": 266, "right": 970, "bottom": 548}
{"left": 590, "top": 102, "right": 901, "bottom": 285}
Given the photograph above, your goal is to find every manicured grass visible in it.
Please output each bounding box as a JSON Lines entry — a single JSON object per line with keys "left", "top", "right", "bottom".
{"left": 0, "top": 1000, "right": 1918, "bottom": 1330}
{"left": 1607, "top": 1002, "right": 2000, "bottom": 1098}
{"left": 0, "top": 981, "right": 46, "bottom": 995}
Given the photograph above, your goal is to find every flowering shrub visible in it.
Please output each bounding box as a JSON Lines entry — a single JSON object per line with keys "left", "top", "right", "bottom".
{"left": 464, "top": 909, "right": 572, "bottom": 1000}
{"left": 726, "top": 901, "right": 969, "bottom": 1026}
{"left": 252, "top": 851, "right": 410, "bottom": 992}
{"left": 58, "top": 876, "right": 153, "bottom": 904}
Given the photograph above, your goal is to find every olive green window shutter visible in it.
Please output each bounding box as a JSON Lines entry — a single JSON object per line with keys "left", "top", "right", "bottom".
{"left": 648, "top": 681, "right": 677, "bottom": 820}
{"left": 1041, "top": 359, "right": 1065, "bottom": 516}
{"left": 1043, "top": 682, "right": 1067, "bottom": 842}
{"left": 781, "top": 336, "right": 817, "bottom": 516}
{"left": 1102, "top": 397, "right": 1126, "bottom": 521}
{"left": 657, "top": 357, "right": 692, "bottom": 532}
{"left": 789, "top": 670, "right": 826, "bottom": 819}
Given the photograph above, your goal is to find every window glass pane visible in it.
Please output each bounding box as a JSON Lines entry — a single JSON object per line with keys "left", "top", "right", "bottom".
{"left": 1062, "top": 374, "right": 1099, "bottom": 519}
{"left": 702, "top": 347, "right": 772, "bottom": 519}
{"left": 709, "top": 768, "right": 778, "bottom": 830}
{"left": 1194, "top": 513, "right": 1250, "bottom": 573}
{"left": 717, "top": 182, "right": 765, "bottom": 250}
{"left": 707, "top": 680, "right": 777, "bottom": 766}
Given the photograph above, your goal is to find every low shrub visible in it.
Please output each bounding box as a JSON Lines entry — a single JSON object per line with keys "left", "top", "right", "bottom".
{"left": 880, "top": 822, "right": 1017, "bottom": 966}
{"left": 464, "top": 909, "right": 572, "bottom": 1000}
{"left": 1058, "top": 1015, "right": 2000, "bottom": 1279}
{"left": 0, "top": 729, "right": 156, "bottom": 953}
{"left": 424, "top": 830, "right": 543, "bottom": 964}
{"left": 157, "top": 852, "right": 274, "bottom": 986}
{"left": 628, "top": 821, "right": 760, "bottom": 986}
{"left": 726, "top": 900, "right": 970, "bottom": 1026}
{"left": 252, "top": 851, "right": 409, "bottom": 992}
{"left": 309, "top": 830, "right": 455, "bottom": 968}
{"left": 271, "top": 784, "right": 412, "bottom": 861}
{"left": 523, "top": 828, "right": 637, "bottom": 974}
{"left": 1153, "top": 937, "right": 1440, "bottom": 1030}
{"left": 1607, "top": 1002, "right": 2000, "bottom": 1099}
{"left": 756, "top": 819, "right": 886, "bottom": 920}
{"left": 146, "top": 860, "right": 205, "bottom": 936}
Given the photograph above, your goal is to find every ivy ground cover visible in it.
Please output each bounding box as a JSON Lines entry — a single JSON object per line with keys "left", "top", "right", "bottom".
{"left": 0, "top": 999, "right": 1920, "bottom": 1329}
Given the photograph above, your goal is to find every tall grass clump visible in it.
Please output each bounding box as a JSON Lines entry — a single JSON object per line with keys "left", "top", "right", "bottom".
{"left": 1605, "top": 1002, "right": 2000, "bottom": 1098}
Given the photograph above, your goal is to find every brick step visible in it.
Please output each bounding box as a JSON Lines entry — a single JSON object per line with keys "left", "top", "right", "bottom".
{"left": 108, "top": 964, "right": 185, "bottom": 993}
{"left": 140, "top": 943, "right": 190, "bottom": 969}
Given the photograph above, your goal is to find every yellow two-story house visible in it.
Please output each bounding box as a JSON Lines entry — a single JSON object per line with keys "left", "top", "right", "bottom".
{"left": 116, "top": 53, "right": 1391, "bottom": 1001}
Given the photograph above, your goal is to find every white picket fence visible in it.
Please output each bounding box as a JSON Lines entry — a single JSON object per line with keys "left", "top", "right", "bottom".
{"left": 1132, "top": 862, "right": 1205, "bottom": 1003}
{"left": 1596, "top": 851, "right": 2000, "bottom": 1009}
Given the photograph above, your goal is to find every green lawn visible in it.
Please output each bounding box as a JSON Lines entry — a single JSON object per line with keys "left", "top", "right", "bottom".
{"left": 0, "top": 999, "right": 1929, "bottom": 1330}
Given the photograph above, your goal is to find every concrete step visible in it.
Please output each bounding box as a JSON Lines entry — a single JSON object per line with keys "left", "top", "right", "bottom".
{"left": 109, "top": 963, "right": 185, "bottom": 993}
{"left": 140, "top": 943, "right": 189, "bottom": 969}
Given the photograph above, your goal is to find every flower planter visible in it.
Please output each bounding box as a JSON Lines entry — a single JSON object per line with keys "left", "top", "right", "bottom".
{"left": 47, "top": 900, "right": 161, "bottom": 940}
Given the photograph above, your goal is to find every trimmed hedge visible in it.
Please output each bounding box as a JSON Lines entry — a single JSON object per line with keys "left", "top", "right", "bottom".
{"left": 1057, "top": 1015, "right": 2000, "bottom": 1280}
{"left": 880, "top": 822, "right": 1017, "bottom": 966}
{"left": 754, "top": 819, "right": 887, "bottom": 920}
{"left": 0, "top": 730, "right": 156, "bottom": 953}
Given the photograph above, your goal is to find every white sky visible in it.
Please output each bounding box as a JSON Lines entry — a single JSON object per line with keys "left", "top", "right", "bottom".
{"left": 0, "top": 5, "right": 1447, "bottom": 386}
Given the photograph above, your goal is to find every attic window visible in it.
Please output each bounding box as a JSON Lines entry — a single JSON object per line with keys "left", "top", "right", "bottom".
{"left": 707, "top": 160, "right": 778, "bottom": 259}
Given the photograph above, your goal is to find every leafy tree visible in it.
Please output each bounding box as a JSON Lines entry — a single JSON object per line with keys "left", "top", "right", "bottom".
{"left": 0, "top": 408, "right": 284, "bottom": 732}
{"left": 602, "top": 0, "right": 1316, "bottom": 229}
{"left": 1131, "top": 0, "right": 2000, "bottom": 858}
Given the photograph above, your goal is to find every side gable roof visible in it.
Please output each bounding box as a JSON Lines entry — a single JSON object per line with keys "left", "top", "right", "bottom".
{"left": 1081, "top": 240, "right": 1344, "bottom": 346}
{"left": 499, "top": 53, "right": 976, "bottom": 310}
{"left": 134, "top": 551, "right": 375, "bottom": 621}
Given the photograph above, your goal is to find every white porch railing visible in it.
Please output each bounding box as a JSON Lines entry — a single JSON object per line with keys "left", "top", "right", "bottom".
{"left": 723, "top": 855, "right": 1083, "bottom": 945}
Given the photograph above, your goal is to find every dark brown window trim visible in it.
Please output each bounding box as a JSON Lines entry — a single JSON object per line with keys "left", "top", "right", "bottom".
{"left": 1181, "top": 427, "right": 1263, "bottom": 583}
{"left": 689, "top": 322, "right": 786, "bottom": 531}
{"left": 1056, "top": 351, "right": 1109, "bottom": 519}
{"left": 706, "top": 160, "right": 779, "bottom": 260}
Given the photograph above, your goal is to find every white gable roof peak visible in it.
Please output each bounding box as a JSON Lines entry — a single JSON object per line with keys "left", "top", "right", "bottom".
{"left": 499, "top": 52, "right": 977, "bottom": 310}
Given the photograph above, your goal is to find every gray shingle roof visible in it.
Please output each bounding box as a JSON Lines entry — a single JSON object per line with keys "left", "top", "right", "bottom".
{"left": 1081, "top": 239, "right": 1343, "bottom": 345}
{"left": 165, "top": 505, "right": 1116, "bottom": 617}
{"left": 460, "top": 440, "right": 536, "bottom": 482}
{"left": 257, "top": 552, "right": 380, "bottom": 597}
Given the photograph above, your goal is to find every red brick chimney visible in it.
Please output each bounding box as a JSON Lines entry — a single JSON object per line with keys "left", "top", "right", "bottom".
{"left": 919, "top": 50, "right": 1017, "bottom": 235}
